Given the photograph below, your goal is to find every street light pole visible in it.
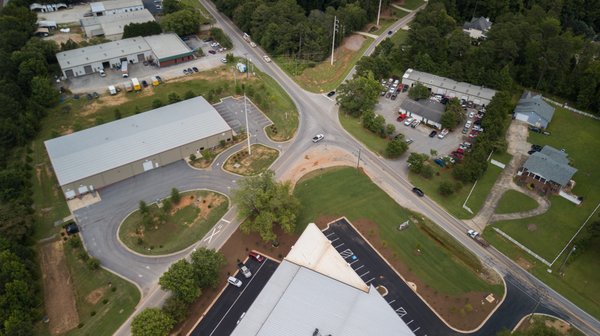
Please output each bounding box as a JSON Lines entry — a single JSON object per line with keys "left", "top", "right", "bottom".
{"left": 330, "top": 16, "right": 338, "bottom": 66}
{"left": 558, "top": 245, "right": 577, "bottom": 274}
{"left": 356, "top": 148, "right": 361, "bottom": 169}
{"left": 376, "top": 0, "right": 382, "bottom": 27}
{"left": 244, "top": 93, "right": 251, "bottom": 155}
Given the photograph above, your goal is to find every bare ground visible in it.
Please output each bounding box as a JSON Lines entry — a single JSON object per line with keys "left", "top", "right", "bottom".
{"left": 342, "top": 34, "right": 366, "bottom": 51}
{"left": 39, "top": 241, "right": 79, "bottom": 334}
{"left": 223, "top": 144, "right": 278, "bottom": 175}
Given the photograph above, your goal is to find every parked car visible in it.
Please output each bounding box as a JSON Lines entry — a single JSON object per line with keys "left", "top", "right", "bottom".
{"left": 99, "top": 69, "right": 106, "bottom": 77}
{"left": 192, "top": 67, "right": 199, "bottom": 72}
{"left": 208, "top": 50, "right": 216, "bottom": 54}
{"left": 141, "top": 80, "right": 148, "bottom": 87}
{"left": 405, "top": 138, "right": 414, "bottom": 144}
{"left": 187, "top": 68, "right": 193, "bottom": 74}
{"left": 397, "top": 113, "right": 407, "bottom": 122}
{"left": 465, "top": 120, "right": 472, "bottom": 128}
{"left": 249, "top": 251, "right": 265, "bottom": 262}
{"left": 403, "top": 117, "right": 414, "bottom": 126}
{"left": 65, "top": 223, "right": 79, "bottom": 235}
{"left": 312, "top": 134, "right": 324, "bottom": 143}
{"left": 437, "top": 128, "right": 449, "bottom": 139}
{"left": 327, "top": 91, "right": 336, "bottom": 97}
{"left": 227, "top": 276, "right": 242, "bottom": 287}
{"left": 411, "top": 119, "right": 420, "bottom": 128}
{"left": 531, "top": 144, "right": 542, "bottom": 151}
{"left": 237, "top": 262, "right": 252, "bottom": 278}
{"left": 462, "top": 127, "right": 469, "bottom": 134}
{"left": 429, "top": 130, "right": 438, "bottom": 137}
{"left": 155, "top": 75, "right": 163, "bottom": 83}
{"left": 183, "top": 69, "right": 189, "bottom": 75}
{"left": 412, "top": 187, "right": 424, "bottom": 197}
{"left": 468, "top": 111, "right": 475, "bottom": 119}
{"left": 468, "top": 131, "right": 479, "bottom": 138}
{"left": 220, "top": 58, "right": 227, "bottom": 63}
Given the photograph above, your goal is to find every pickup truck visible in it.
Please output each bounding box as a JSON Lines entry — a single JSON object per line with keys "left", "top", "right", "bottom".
{"left": 467, "top": 229, "right": 490, "bottom": 247}
{"left": 237, "top": 262, "right": 252, "bottom": 278}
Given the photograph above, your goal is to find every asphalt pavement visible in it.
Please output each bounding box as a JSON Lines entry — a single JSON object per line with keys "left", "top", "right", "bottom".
{"left": 190, "top": 258, "right": 279, "bottom": 336}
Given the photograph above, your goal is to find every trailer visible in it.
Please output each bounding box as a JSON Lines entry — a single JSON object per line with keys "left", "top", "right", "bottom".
{"left": 108, "top": 85, "right": 117, "bottom": 95}
{"left": 131, "top": 78, "right": 141, "bottom": 91}
{"left": 467, "top": 229, "right": 490, "bottom": 247}
{"left": 121, "top": 61, "right": 128, "bottom": 78}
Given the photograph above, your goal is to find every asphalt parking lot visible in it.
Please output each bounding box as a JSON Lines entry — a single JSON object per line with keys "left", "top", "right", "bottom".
{"left": 376, "top": 92, "right": 469, "bottom": 157}
{"left": 190, "top": 257, "right": 279, "bottom": 336}
{"left": 213, "top": 97, "right": 272, "bottom": 134}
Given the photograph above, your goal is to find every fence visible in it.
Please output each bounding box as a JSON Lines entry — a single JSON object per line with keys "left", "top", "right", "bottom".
{"left": 542, "top": 97, "right": 600, "bottom": 121}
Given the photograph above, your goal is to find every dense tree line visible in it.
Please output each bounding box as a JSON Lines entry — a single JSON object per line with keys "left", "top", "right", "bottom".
{"left": 122, "top": 21, "right": 163, "bottom": 38}
{"left": 212, "top": 0, "right": 384, "bottom": 61}
{"left": 0, "top": 1, "right": 61, "bottom": 333}
{"left": 358, "top": 1, "right": 600, "bottom": 114}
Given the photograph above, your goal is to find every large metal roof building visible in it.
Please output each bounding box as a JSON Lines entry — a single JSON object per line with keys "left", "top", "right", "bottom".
{"left": 231, "top": 223, "right": 415, "bottom": 336}
{"left": 80, "top": 9, "right": 155, "bottom": 40}
{"left": 402, "top": 68, "right": 496, "bottom": 105}
{"left": 45, "top": 96, "right": 233, "bottom": 199}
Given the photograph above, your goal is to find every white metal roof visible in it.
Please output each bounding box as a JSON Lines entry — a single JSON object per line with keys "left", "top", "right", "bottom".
{"left": 56, "top": 37, "right": 150, "bottom": 69}
{"left": 98, "top": 9, "right": 155, "bottom": 37}
{"left": 90, "top": 2, "right": 105, "bottom": 13}
{"left": 403, "top": 68, "right": 496, "bottom": 102}
{"left": 44, "top": 96, "right": 231, "bottom": 186}
{"left": 90, "top": 0, "right": 143, "bottom": 13}
{"left": 232, "top": 224, "right": 414, "bottom": 336}
{"left": 144, "top": 34, "right": 193, "bottom": 61}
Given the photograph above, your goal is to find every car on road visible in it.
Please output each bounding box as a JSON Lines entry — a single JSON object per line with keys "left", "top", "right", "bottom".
{"left": 429, "top": 130, "right": 437, "bottom": 137}
{"left": 250, "top": 42, "right": 257, "bottom": 47}
{"left": 249, "top": 251, "right": 265, "bottom": 262}
{"left": 208, "top": 50, "right": 216, "bottom": 54}
{"left": 312, "top": 134, "right": 324, "bottom": 143}
{"left": 388, "top": 30, "right": 393, "bottom": 35}
{"left": 412, "top": 187, "right": 424, "bottom": 197}
{"left": 237, "top": 262, "right": 252, "bottom": 278}
{"left": 467, "top": 229, "right": 479, "bottom": 238}
{"left": 192, "top": 67, "right": 199, "bottom": 72}
{"left": 403, "top": 117, "right": 414, "bottom": 126}
{"left": 263, "top": 55, "right": 271, "bottom": 63}
{"left": 327, "top": 90, "right": 336, "bottom": 97}
{"left": 227, "top": 276, "right": 242, "bottom": 288}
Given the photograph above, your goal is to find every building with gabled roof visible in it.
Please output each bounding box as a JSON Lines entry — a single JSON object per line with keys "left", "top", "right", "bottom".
{"left": 45, "top": 96, "right": 233, "bottom": 199}
{"left": 231, "top": 223, "right": 415, "bottom": 336}
{"left": 399, "top": 98, "right": 445, "bottom": 129}
{"left": 463, "top": 17, "right": 492, "bottom": 39}
{"left": 517, "top": 146, "right": 577, "bottom": 195}
{"left": 513, "top": 91, "right": 555, "bottom": 129}
{"left": 402, "top": 68, "right": 496, "bottom": 106}
{"left": 80, "top": 9, "right": 155, "bottom": 40}
{"left": 89, "top": 0, "right": 144, "bottom": 17}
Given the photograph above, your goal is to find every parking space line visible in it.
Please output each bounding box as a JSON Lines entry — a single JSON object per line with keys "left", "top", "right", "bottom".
{"left": 334, "top": 243, "right": 344, "bottom": 249}
{"left": 354, "top": 265, "right": 364, "bottom": 271}
{"left": 358, "top": 271, "right": 369, "bottom": 278}
{"left": 365, "top": 277, "right": 375, "bottom": 284}
{"left": 412, "top": 327, "right": 421, "bottom": 332}
{"left": 325, "top": 232, "right": 336, "bottom": 237}
{"left": 406, "top": 319, "right": 413, "bottom": 325}
{"left": 330, "top": 237, "right": 339, "bottom": 243}
{"left": 349, "top": 259, "right": 359, "bottom": 265}
{"left": 387, "top": 299, "right": 395, "bottom": 304}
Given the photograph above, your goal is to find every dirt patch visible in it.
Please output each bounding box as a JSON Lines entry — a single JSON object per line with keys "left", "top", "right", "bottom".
{"left": 44, "top": 31, "right": 85, "bottom": 45}
{"left": 79, "top": 94, "right": 130, "bottom": 117}
{"left": 223, "top": 144, "right": 278, "bottom": 175}
{"left": 516, "top": 257, "right": 533, "bottom": 270}
{"left": 342, "top": 34, "right": 366, "bottom": 51}
{"left": 342, "top": 217, "right": 499, "bottom": 330}
{"left": 517, "top": 315, "right": 576, "bottom": 334}
{"left": 85, "top": 287, "right": 106, "bottom": 305}
{"left": 506, "top": 121, "right": 530, "bottom": 156}
{"left": 527, "top": 223, "right": 537, "bottom": 231}
{"left": 39, "top": 241, "right": 79, "bottom": 334}
{"left": 279, "top": 146, "right": 356, "bottom": 186}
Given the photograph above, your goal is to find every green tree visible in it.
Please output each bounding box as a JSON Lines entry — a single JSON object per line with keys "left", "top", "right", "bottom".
{"left": 159, "top": 260, "right": 199, "bottom": 303}
{"left": 29, "top": 76, "right": 58, "bottom": 108}
{"left": 440, "top": 109, "right": 458, "bottom": 129}
{"left": 190, "top": 248, "right": 225, "bottom": 288}
{"left": 162, "top": 296, "right": 189, "bottom": 323}
{"left": 385, "top": 137, "right": 408, "bottom": 158}
{"left": 438, "top": 181, "right": 455, "bottom": 196}
{"left": 209, "top": 27, "right": 233, "bottom": 49}
{"left": 408, "top": 83, "right": 430, "bottom": 100}
{"left": 161, "top": 9, "right": 200, "bottom": 36}
{"left": 131, "top": 308, "right": 175, "bottom": 336}
{"left": 170, "top": 188, "right": 181, "bottom": 204}
{"left": 336, "top": 74, "right": 381, "bottom": 117}
{"left": 407, "top": 152, "right": 429, "bottom": 174}
{"left": 139, "top": 200, "right": 149, "bottom": 215}
{"left": 385, "top": 123, "right": 396, "bottom": 137}
{"left": 162, "top": 0, "right": 184, "bottom": 14}
{"left": 233, "top": 170, "right": 300, "bottom": 242}
{"left": 420, "top": 164, "right": 434, "bottom": 179}
{"left": 122, "top": 21, "right": 162, "bottom": 38}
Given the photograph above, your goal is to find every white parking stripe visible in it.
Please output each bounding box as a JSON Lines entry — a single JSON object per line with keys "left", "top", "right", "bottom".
{"left": 359, "top": 271, "right": 370, "bottom": 278}
{"left": 387, "top": 299, "right": 395, "bottom": 304}
{"left": 330, "top": 237, "right": 339, "bottom": 243}
{"left": 412, "top": 327, "right": 420, "bottom": 332}
{"left": 354, "top": 265, "right": 364, "bottom": 271}
{"left": 325, "top": 232, "right": 336, "bottom": 237}
{"left": 365, "top": 277, "right": 375, "bottom": 284}
{"left": 334, "top": 243, "right": 344, "bottom": 249}
{"left": 349, "top": 259, "right": 359, "bottom": 265}
{"left": 406, "top": 320, "right": 414, "bottom": 325}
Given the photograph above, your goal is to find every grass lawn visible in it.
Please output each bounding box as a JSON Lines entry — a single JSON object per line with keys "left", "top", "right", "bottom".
{"left": 31, "top": 67, "right": 296, "bottom": 241}
{"left": 294, "top": 167, "right": 502, "bottom": 296}
{"left": 180, "top": 0, "right": 214, "bottom": 24}
{"left": 276, "top": 35, "right": 373, "bottom": 93}
{"left": 370, "top": 9, "right": 409, "bottom": 36}
{"left": 409, "top": 159, "right": 507, "bottom": 219}
{"left": 223, "top": 144, "right": 278, "bottom": 176}
{"left": 495, "top": 190, "right": 539, "bottom": 214}
{"left": 119, "top": 190, "right": 228, "bottom": 255}
{"left": 63, "top": 244, "right": 140, "bottom": 336}
{"left": 487, "top": 105, "right": 600, "bottom": 319}
{"left": 390, "top": 29, "right": 410, "bottom": 46}
{"left": 400, "top": 0, "right": 425, "bottom": 10}
{"left": 339, "top": 112, "right": 388, "bottom": 156}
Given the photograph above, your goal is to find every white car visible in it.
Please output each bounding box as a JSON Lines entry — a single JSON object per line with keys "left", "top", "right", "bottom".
{"left": 467, "top": 229, "right": 479, "bottom": 238}
{"left": 227, "top": 276, "right": 242, "bottom": 287}
{"left": 403, "top": 117, "right": 414, "bottom": 126}
{"left": 437, "top": 128, "right": 449, "bottom": 139}
{"left": 465, "top": 120, "right": 472, "bottom": 128}
{"left": 263, "top": 55, "right": 271, "bottom": 63}
{"left": 250, "top": 42, "right": 257, "bottom": 48}
{"left": 220, "top": 58, "right": 227, "bottom": 63}
{"left": 468, "top": 111, "right": 475, "bottom": 119}
{"left": 312, "top": 134, "right": 324, "bottom": 143}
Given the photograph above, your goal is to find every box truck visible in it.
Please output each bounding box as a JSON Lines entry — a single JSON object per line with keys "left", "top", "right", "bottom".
{"left": 121, "top": 61, "right": 128, "bottom": 78}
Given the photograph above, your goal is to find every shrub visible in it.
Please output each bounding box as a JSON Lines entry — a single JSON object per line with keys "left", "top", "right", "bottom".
{"left": 170, "top": 188, "right": 181, "bottom": 204}
{"left": 420, "top": 165, "right": 434, "bottom": 179}
{"left": 438, "top": 181, "right": 455, "bottom": 196}
{"left": 152, "top": 99, "right": 164, "bottom": 109}
{"left": 87, "top": 257, "right": 100, "bottom": 270}
{"left": 68, "top": 236, "right": 82, "bottom": 248}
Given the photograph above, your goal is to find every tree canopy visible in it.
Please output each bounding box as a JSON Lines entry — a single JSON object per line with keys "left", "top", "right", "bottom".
{"left": 122, "top": 21, "right": 162, "bottom": 38}
{"left": 233, "top": 170, "right": 300, "bottom": 242}
{"left": 159, "top": 260, "right": 200, "bottom": 303}
{"left": 336, "top": 74, "right": 381, "bottom": 117}
{"left": 131, "top": 308, "right": 175, "bottom": 336}
{"left": 160, "top": 9, "right": 200, "bottom": 36}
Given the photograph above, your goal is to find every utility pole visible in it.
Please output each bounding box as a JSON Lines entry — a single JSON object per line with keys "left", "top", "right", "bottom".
{"left": 376, "top": 0, "right": 382, "bottom": 26}
{"left": 356, "top": 148, "right": 361, "bottom": 169}
{"left": 330, "top": 16, "right": 339, "bottom": 66}
{"left": 244, "top": 53, "right": 249, "bottom": 79}
{"left": 244, "top": 93, "right": 251, "bottom": 155}
{"left": 558, "top": 245, "right": 577, "bottom": 274}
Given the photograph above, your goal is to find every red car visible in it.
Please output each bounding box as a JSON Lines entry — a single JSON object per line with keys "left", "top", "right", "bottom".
{"left": 249, "top": 251, "right": 265, "bottom": 263}
{"left": 397, "top": 113, "right": 407, "bottom": 122}
{"left": 468, "top": 131, "right": 479, "bottom": 138}
{"left": 456, "top": 148, "right": 465, "bottom": 154}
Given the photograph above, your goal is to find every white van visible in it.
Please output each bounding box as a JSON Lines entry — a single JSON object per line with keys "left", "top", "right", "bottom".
{"left": 108, "top": 85, "right": 117, "bottom": 95}
{"left": 99, "top": 69, "right": 106, "bottom": 77}
{"left": 228, "top": 276, "right": 242, "bottom": 287}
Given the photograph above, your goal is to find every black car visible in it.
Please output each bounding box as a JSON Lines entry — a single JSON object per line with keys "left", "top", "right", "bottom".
{"left": 387, "top": 30, "right": 393, "bottom": 35}
{"left": 187, "top": 68, "right": 193, "bottom": 74}
{"left": 429, "top": 130, "right": 437, "bottom": 137}
{"left": 141, "top": 80, "right": 148, "bottom": 87}
{"left": 208, "top": 50, "right": 216, "bottom": 54}
{"left": 531, "top": 144, "right": 542, "bottom": 151}
{"left": 65, "top": 223, "right": 79, "bottom": 235}
{"left": 327, "top": 90, "right": 336, "bottom": 97}
{"left": 412, "top": 187, "right": 424, "bottom": 197}
{"left": 155, "top": 75, "right": 163, "bottom": 83}
{"left": 192, "top": 67, "right": 199, "bottom": 72}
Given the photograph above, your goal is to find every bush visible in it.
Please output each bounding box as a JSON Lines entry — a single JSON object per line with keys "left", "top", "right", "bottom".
{"left": 184, "top": 90, "right": 196, "bottom": 100}
{"left": 438, "top": 180, "right": 455, "bottom": 196}
{"left": 68, "top": 235, "right": 82, "bottom": 248}
{"left": 168, "top": 92, "right": 181, "bottom": 104}
{"left": 162, "top": 199, "right": 172, "bottom": 213}
{"left": 87, "top": 257, "right": 100, "bottom": 270}
{"left": 78, "top": 251, "right": 90, "bottom": 261}
{"left": 170, "top": 188, "right": 181, "bottom": 204}
{"left": 420, "top": 165, "right": 434, "bottom": 179}
{"left": 189, "top": 153, "right": 197, "bottom": 162}
{"left": 152, "top": 99, "right": 164, "bottom": 109}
